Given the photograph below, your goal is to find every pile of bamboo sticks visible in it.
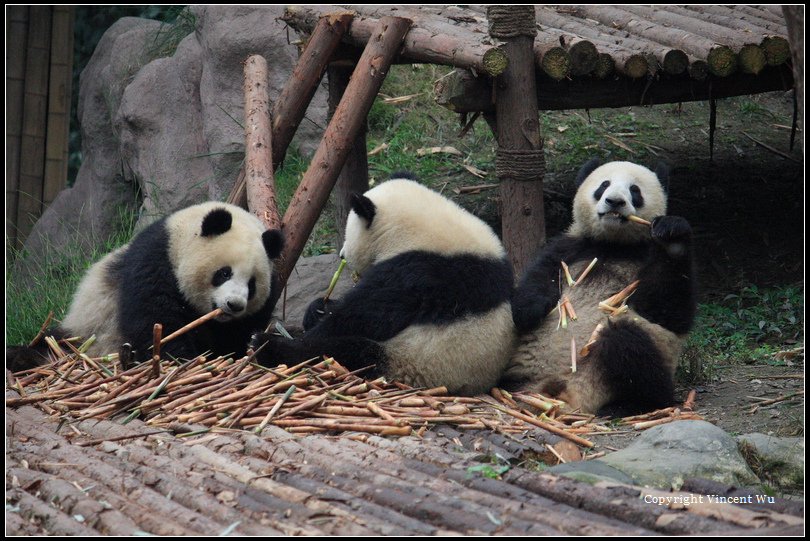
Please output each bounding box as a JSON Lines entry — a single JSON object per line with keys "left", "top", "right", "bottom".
{"left": 8, "top": 348, "right": 605, "bottom": 446}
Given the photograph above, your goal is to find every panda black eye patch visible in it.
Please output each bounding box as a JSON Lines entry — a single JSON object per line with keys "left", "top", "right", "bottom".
{"left": 248, "top": 276, "right": 256, "bottom": 299}
{"left": 212, "top": 266, "right": 233, "bottom": 286}
{"left": 593, "top": 180, "right": 611, "bottom": 201}
{"left": 630, "top": 184, "right": 645, "bottom": 208}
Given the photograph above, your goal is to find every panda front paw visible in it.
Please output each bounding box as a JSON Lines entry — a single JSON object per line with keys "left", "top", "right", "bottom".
{"left": 651, "top": 216, "right": 691, "bottom": 243}
{"left": 512, "top": 291, "right": 554, "bottom": 334}
{"left": 249, "top": 332, "right": 277, "bottom": 365}
{"left": 651, "top": 216, "right": 691, "bottom": 258}
{"left": 303, "top": 297, "right": 339, "bottom": 331}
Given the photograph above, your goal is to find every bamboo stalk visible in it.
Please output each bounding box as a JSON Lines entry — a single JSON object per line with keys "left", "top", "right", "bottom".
{"left": 627, "top": 215, "right": 651, "bottom": 226}
{"left": 574, "top": 258, "right": 598, "bottom": 286}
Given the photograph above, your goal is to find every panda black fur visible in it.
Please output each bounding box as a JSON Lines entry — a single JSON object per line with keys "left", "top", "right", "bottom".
{"left": 502, "top": 159, "right": 696, "bottom": 414}
{"left": 10, "top": 202, "right": 283, "bottom": 369}
{"left": 251, "top": 176, "right": 515, "bottom": 395}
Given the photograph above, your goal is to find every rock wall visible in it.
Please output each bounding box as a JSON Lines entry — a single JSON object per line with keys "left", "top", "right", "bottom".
{"left": 17, "top": 6, "right": 326, "bottom": 271}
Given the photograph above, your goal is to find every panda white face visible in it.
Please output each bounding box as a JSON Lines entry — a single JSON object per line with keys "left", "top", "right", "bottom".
{"left": 570, "top": 161, "right": 667, "bottom": 243}
{"left": 166, "top": 203, "right": 282, "bottom": 321}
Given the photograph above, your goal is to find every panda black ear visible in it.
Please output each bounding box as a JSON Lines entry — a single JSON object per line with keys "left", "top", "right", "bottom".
{"left": 262, "top": 229, "right": 284, "bottom": 259}
{"left": 575, "top": 158, "right": 601, "bottom": 187}
{"left": 349, "top": 193, "right": 376, "bottom": 227}
{"left": 654, "top": 162, "right": 671, "bottom": 194}
{"left": 201, "top": 208, "right": 232, "bottom": 237}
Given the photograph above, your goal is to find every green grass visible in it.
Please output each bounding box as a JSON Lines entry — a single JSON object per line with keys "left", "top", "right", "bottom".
{"left": 6, "top": 206, "right": 139, "bottom": 345}
{"left": 678, "top": 284, "right": 804, "bottom": 382}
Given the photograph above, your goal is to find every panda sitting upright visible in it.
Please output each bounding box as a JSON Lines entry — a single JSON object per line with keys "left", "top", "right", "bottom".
{"left": 251, "top": 174, "right": 515, "bottom": 395}
{"left": 8, "top": 202, "right": 283, "bottom": 370}
{"left": 503, "top": 159, "right": 696, "bottom": 414}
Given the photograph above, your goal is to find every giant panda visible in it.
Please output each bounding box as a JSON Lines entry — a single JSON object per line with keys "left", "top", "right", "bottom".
{"left": 251, "top": 175, "right": 515, "bottom": 395}
{"left": 502, "top": 159, "right": 696, "bottom": 414}
{"left": 8, "top": 202, "right": 283, "bottom": 369}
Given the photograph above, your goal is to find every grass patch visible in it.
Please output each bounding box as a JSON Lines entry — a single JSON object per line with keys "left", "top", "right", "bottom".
{"left": 6, "top": 206, "right": 139, "bottom": 345}
{"left": 679, "top": 284, "right": 804, "bottom": 382}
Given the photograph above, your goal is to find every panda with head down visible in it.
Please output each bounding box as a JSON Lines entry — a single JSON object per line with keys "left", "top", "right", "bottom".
{"left": 7, "top": 202, "right": 283, "bottom": 370}
{"left": 503, "top": 159, "right": 697, "bottom": 414}
{"left": 251, "top": 174, "right": 515, "bottom": 395}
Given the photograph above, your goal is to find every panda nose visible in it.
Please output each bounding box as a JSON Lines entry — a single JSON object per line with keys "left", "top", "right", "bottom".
{"left": 227, "top": 300, "right": 246, "bottom": 313}
{"left": 605, "top": 197, "right": 626, "bottom": 208}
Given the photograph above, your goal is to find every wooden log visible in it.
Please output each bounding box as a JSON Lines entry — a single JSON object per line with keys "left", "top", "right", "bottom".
{"left": 536, "top": 44, "right": 570, "bottom": 81}
{"left": 283, "top": 5, "right": 507, "bottom": 76}
{"left": 567, "top": 6, "right": 738, "bottom": 77}
{"left": 490, "top": 6, "right": 546, "bottom": 277}
{"left": 270, "top": 16, "right": 412, "bottom": 307}
{"left": 328, "top": 61, "right": 369, "bottom": 250}
{"left": 593, "top": 53, "right": 614, "bottom": 79}
{"left": 557, "top": 35, "right": 598, "bottom": 77}
{"left": 687, "top": 60, "right": 710, "bottom": 81}
{"left": 760, "top": 35, "right": 793, "bottom": 66}
{"left": 229, "top": 13, "right": 353, "bottom": 209}
{"left": 666, "top": 5, "right": 787, "bottom": 38}
{"left": 272, "top": 12, "right": 353, "bottom": 169}
{"left": 243, "top": 55, "right": 281, "bottom": 231}
{"left": 434, "top": 64, "right": 794, "bottom": 114}
{"left": 537, "top": 7, "right": 670, "bottom": 77}
{"left": 737, "top": 43, "right": 768, "bottom": 75}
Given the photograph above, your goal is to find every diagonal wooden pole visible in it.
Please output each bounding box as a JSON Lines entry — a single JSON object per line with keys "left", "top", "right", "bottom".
{"left": 230, "top": 12, "right": 354, "bottom": 208}
{"left": 270, "top": 16, "right": 412, "bottom": 310}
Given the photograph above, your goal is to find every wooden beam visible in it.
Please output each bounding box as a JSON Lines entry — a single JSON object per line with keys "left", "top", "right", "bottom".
{"left": 435, "top": 64, "right": 795, "bottom": 114}
{"left": 271, "top": 16, "right": 412, "bottom": 308}
{"left": 283, "top": 5, "right": 507, "bottom": 76}
{"left": 489, "top": 6, "right": 546, "bottom": 278}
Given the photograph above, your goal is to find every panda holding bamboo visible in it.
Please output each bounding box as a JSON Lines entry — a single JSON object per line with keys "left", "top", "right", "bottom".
{"left": 502, "top": 159, "right": 697, "bottom": 414}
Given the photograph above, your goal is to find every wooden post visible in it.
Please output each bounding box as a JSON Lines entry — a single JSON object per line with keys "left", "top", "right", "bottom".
{"left": 271, "top": 16, "right": 412, "bottom": 309}
{"left": 243, "top": 55, "right": 281, "bottom": 231}
{"left": 228, "top": 13, "right": 353, "bottom": 208}
{"left": 489, "top": 6, "right": 546, "bottom": 278}
{"left": 328, "top": 61, "right": 370, "bottom": 250}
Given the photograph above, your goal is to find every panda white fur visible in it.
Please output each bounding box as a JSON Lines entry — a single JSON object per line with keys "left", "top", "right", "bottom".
{"left": 14, "top": 202, "right": 283, "bottom": 367}
{"left": 251, "top": 175, "right": 515, "bottom": 395}
{"left": 502, "top": 159, "right": 696, "bottom": 414}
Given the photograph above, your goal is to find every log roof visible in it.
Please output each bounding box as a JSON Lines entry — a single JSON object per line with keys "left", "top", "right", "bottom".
{"left": 283, "top": 5, "right": 794, "bottom": 110}
{"left": 6, "top": 398, "right": 805, "bottom": 535}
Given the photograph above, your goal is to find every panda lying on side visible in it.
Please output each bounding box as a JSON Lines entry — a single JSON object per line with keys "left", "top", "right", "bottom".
{"left": 8, "top": 202, "right": 283, "bottom": 370}
{"left": 502, "top": 159, "right": 697, "bottom": 414}
{"left": 251, "top": 175, "right": 515, "bottom": 395}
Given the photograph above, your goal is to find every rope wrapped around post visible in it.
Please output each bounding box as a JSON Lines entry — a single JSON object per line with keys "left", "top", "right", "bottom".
{"left": 487, "top": 5, "right": 537, "bottom": 39}
{"left": 495, "top": 148, "right": 546, "bottom": 182}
